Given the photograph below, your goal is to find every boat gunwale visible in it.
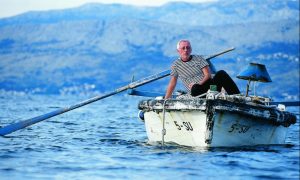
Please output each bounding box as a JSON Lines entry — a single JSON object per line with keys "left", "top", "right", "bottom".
{"left": 138, "top": 98, "right": 297, "bottom": 127}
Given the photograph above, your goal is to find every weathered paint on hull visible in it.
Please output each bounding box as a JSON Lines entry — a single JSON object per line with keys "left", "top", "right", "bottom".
{"left": 145, "top": 111, "right": 208, "bottom": 147}
{"left": 144, "top": 110, "right": 288, "bottom": 147}
{"left": 211, "top": 112, "right": 287, "bottom": 147}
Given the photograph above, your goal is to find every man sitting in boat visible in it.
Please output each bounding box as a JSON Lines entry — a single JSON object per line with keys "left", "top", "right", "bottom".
{"left": 165, "top": 39, "right": 240, "bottom": 99}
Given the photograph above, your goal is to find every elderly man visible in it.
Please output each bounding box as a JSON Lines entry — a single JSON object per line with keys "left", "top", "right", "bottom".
{"left": 165, "top": 39, "right": 240, "bottom": 99}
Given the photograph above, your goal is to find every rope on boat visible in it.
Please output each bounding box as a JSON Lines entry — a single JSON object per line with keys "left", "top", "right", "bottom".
{"left": 162, "top": 99, "right": 168, "bottom": 147}
{"left": 196, "top": 92, "right": 208, "bottom": 98}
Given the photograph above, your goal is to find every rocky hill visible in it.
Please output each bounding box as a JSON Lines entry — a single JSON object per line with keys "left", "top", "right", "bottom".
{"left": 0, "top": 0, "right": 299, "bottom": 101}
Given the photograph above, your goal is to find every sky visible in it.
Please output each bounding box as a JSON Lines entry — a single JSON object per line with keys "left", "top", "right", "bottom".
{"left": 0, "top": 0, "right": 215, "bottom": 18}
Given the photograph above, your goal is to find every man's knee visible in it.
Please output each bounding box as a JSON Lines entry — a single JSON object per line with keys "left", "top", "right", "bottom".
{"left": 215, "top": 70, "right": 229, "bottom": 79}
{"left": 216, "top": 70, "right": 227, "bottom": 76}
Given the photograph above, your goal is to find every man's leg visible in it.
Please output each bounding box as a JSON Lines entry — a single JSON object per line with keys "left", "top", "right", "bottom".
{"left": 213, "top": 70, "right": 240, "bottom": 95}
{"left": 191, "top": 79, "right": 212, "bottom": 96}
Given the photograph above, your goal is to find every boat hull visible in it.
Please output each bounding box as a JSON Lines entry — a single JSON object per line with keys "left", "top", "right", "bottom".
{"left": 144, "top": 110, "right": 288, "bottom": 147}
{"left": 139, "top": 97, "right": 296, "bottom": 147}
{"left": 145, "top": 110, "right": 208, "bottom": 147}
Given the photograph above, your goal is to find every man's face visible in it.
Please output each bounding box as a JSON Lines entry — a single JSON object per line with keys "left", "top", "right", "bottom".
{"left": 177, "top": 41, "right": 192, "bottom": 61}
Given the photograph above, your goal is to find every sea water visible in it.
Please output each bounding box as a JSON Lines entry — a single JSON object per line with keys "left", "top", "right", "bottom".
{"left": 0, "top": 93, "right": 299, "bottom": 179}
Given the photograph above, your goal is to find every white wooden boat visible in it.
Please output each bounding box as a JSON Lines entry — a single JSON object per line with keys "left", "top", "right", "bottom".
{"left": 136, "top": 63, "right": 297, "bottom": 147}
{"left": 138, "top": 92, "right": 296, "bottom": 147}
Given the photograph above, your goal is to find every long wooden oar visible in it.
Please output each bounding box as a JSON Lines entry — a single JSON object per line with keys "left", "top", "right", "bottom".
{"left": 0, "top": 47, "right": 235, "bottom": 136}
{"left": 127, "top": 90, "right": 300, "bottom": 106}
{"left": 0, "top": 71, "right": 170, "bottom": 136}
{"left": 270, "top": 101, "right": 300, "bottom": 106}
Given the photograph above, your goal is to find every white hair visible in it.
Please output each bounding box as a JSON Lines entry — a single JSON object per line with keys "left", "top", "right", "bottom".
{"left": 176, "top": 39, "right": 191, "bottom": 50}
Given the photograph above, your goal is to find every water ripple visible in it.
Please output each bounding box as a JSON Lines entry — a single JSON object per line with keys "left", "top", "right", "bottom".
{"left": 0, "top": 94, "right": 299, "bottom": 179}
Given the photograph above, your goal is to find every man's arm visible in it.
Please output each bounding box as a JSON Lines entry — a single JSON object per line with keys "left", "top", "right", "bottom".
{"left": 188, "top": 66, "right": 211, "bottom": 89}
{"left": 165, "top": 76, "right": 177, "bottom": 99}
{"left": 199, "top": 66, "right": 211, "bottom": 85}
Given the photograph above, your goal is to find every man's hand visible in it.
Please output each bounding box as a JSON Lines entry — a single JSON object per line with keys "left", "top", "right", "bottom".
{"left": 189, "top": 83, "right": 196, "bottom": 89}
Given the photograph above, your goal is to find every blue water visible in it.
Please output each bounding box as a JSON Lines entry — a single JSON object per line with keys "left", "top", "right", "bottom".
{"left": 0, "top": 93, "right": 299, "bottom": 179}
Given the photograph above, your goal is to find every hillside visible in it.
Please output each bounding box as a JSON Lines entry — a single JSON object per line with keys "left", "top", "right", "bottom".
{"left": 0, "top": 0, "right": 299, "bottom": 101}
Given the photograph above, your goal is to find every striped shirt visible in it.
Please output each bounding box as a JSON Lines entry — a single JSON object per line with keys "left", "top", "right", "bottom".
{"left": 171, "top": 55, "right": 209, "bottom": 91}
